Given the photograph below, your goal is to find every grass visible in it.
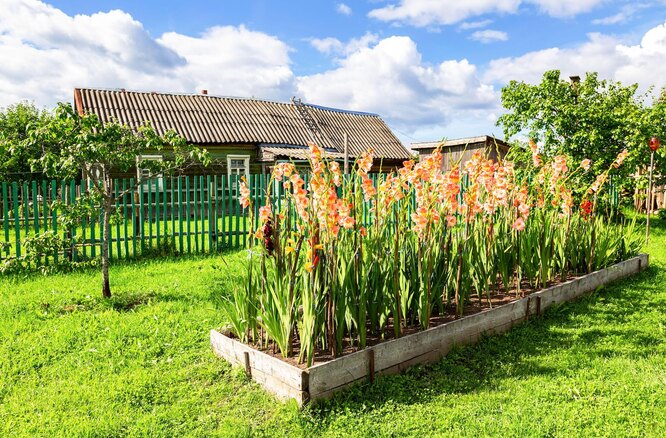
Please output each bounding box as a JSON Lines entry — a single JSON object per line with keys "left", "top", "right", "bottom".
{"left": 1, "top": 218, "right": 665, "bottom": 436}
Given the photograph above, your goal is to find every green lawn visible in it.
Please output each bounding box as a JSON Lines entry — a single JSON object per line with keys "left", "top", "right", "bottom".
{"left": 1, "top": 219, "right": 665, "bottom": 436}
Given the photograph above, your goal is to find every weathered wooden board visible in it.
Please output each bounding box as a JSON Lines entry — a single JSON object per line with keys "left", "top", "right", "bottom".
{"left": 210, "top": 329, "right": 309, "bottom": 405}
{"left": 212, "top": 254, "right": 649, "bottom": 405}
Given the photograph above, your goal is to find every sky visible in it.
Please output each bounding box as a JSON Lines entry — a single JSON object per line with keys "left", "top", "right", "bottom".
{"left": 1, "top": 0, "right": 666, "bottom": 146}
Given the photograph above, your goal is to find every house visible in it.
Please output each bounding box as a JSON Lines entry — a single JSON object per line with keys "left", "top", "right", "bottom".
{"left": 73, "top": 88, "right": 411, "bottom": 178}
{"left": 411, "top": 135, "right": 510, "bottom": 170}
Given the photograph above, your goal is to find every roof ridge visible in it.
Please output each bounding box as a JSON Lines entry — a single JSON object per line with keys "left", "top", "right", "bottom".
{"left": 73, "top": 87, "right": 379, "bottom": 116}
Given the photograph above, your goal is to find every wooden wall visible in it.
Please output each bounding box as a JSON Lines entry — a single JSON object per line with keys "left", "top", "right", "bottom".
{"left": 416, "top": 139, "right": 509, "bottom": 171}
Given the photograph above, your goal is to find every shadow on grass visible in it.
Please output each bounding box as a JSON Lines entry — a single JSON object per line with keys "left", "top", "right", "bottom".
{"left": 304, "top": 264, "right": 662, "bottom": 417}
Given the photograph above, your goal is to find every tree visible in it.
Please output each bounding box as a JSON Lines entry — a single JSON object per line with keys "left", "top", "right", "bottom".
{"left": 0, "top": 102, "right": 52, "bottom": 180}
{"left": 21, "top": 103, "right": 210, "bottom": 298}
{"left": 497, "top": 70, "right": 661, "bottom": 188}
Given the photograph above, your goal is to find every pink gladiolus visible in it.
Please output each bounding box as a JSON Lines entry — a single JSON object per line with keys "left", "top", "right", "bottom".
{"left": 329, "top": 161, "right": 342, "bottom": 186}
{"left": 613, "top": 149, "right": 629, "bottom": 168}
{"left": 446, "top": 215, "right": 457, "bottom": 228}
{"left": 518, "top": 202, "right": 530, "bottom": 217}
{"left": 512, "top": 217, "right": 525, "bottom": 231}
{"left": 530, "top": 140, "right": 542, "bottom": 167}
{"left": 239, "top": 178, "right": 250, "bottom": 209}
{"left": 357, "top": 149, "right": 374, "bottom": 174}
{"left": 259, "top": 205, "right": 272, "bottom": 223}
{"left": 580, "top": 158, "right": 591, "bottom": 171}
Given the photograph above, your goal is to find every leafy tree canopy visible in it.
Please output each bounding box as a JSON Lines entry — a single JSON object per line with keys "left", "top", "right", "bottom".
{"left": 17, "top": 102, "right": 210, "bottom": 297}
{"left": 497, "top": 70, "right": 665, "bottom": 186}
{"left": 0, "top": 101, "right": 52, "bottom": 180}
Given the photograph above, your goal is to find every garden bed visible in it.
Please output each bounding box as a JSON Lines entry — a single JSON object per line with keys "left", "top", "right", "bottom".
{"left": 210, "top": 253, "right": 648, "bottom": 405}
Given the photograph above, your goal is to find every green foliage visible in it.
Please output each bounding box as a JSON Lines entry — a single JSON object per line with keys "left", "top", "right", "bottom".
{"left": 223, "top": 146, "right": 641, "bottom": 366}
{"left": 0, "top": 102, "right": 52, "bottom": 180}
{"left": 1, "top": 223, "right": 665, "bottom": 436}
{"left": 497, "top": 70, "right": 664, "bottom": 188}
{"left": 12, "top": 102, "right": 211, "bottom": 297}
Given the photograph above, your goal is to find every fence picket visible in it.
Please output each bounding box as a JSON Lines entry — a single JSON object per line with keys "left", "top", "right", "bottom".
{"left": 194, "top": 176, "right": 199, "bottom": 253}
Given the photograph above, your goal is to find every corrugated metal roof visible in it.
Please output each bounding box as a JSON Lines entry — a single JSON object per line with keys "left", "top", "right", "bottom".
{"left": 411, "top": 135, "right": 508, "bottom": 150}
{"left": 75, "top": 88, "right": 410, "bottom": 160}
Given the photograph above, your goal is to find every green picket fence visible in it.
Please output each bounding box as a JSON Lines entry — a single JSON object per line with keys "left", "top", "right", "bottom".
{"left": 0, "top": 172, "right": 622, "bottom": 265}
{"left": 0, "top": 175, "right": 273, "bottom": 263}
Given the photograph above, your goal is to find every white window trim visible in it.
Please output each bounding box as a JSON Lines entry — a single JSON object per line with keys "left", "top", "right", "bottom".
{"left": 136, "top": 154, "right": 164, "bottom": 191}
{"left": 227, "top": 154, "right": 250, "bottom": 179}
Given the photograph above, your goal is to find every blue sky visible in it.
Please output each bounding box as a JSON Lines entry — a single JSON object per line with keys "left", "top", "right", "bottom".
{"left": 1, "top": 0, "right": 666, "bottom": 145}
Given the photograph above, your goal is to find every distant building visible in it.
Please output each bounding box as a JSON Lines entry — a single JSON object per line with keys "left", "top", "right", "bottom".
{"left": 411, "top": 135, "right": 510, "bottom": 170}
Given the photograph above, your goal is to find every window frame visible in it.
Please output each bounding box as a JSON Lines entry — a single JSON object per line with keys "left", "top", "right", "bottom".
{"left": 136, "top": 154, "right": 164, "bottom": 192}
{"left": 226, "top": 154, "right": 250, "bottom": 179}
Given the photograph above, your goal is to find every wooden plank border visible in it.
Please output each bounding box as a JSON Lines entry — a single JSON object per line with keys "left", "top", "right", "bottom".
{"left": 211, "top": 254, "right": 648, "bottom": 406}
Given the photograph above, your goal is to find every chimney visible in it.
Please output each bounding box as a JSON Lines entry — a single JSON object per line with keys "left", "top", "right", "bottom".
{"left": 201, "top": 89, "right": 208, "bottom": 95}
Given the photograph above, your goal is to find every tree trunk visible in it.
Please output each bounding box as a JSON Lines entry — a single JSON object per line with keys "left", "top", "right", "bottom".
{"left": 101, "top": 179, "right": 112, "bottom": 298}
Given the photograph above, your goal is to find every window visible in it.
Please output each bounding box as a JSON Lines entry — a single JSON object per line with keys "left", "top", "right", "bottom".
{"left": 136, "top": 155, "right": 164, "bottom": 192}
{"left": 227, "top": 155, "right": 250, "bottom": 179}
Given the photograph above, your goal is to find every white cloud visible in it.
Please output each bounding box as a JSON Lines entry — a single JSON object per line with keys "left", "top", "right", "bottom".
{"left": 0, "top": 0, "right": 295, "bottom": 107}
{"left": 298, "top": 36, "right": 498, "bottom": 131}
{"left": 310, "top": 37, "right": 345, "bottom": 55}
{"left": 336, "top": 3, "right": 352, "bottom": 15}
{"left": 529, "top": 0, "right": 603, "bottom": 18}
{"left": 459, "top": 19, "right": 493, "bottom": 30}
{"left": 484, "top": 22, "right": 666, "bottom": 94}
{"left": 4, "top": 1, "right": 666, "bottom": 142}
{"left": 368, "top": 0, "right": 603, "bottom": 27}
{"left": 592, "top": 3, "right": 648, "bottom": 25}
{"left": 470, "top": 30, "right": 509, "bottom": 43}
{"left": 368, "top": 0, "right": 520, "bottom": 27}
{"left": 309, "top": 33, "right": 379, "bottom": 56}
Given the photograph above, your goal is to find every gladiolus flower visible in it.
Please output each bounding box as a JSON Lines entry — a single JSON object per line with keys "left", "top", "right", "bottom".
{"left": 512, "top": 217, "right": 525, "bottom": 231}
{"left": 446, "top": 215, "right": 457, "bottom": 228}
{"left": 530, "top": 140, "right": 542, "bottom": 168}
{"left": 613, "top": 149, "right": 629, "bottom": 168}
{"left": 329, "top": 161, "right": 342, "bottom": 186}
{"left": 272, "top": 162, "right": 295, "bottom": 181}
{"left": 518, "top": 202, "right": 530, "bottom": 217}
{"left": 580, "top": 159, "right": 591, "bottom": 171}
{"left": 239, "top": 178, "right": 250, "bottom": 209}
{"left": 259, "top": 205, "right": 272, "bottom": 223}
{"left": 580, "top": 199, "right": 593, "bottom": 218}
{"left": 357, "top": 149, "right": 374, "bottom": 174}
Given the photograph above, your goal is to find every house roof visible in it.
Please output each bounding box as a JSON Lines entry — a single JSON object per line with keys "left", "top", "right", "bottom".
{"left": 411, "top": 135, "right": 509, "bottom": 151}
{"left": 74, "top": 88, "right": 410, "bottom": 160}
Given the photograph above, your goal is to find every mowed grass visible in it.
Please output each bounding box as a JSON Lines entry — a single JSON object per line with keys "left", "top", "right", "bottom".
{"left": 1, "top": 218, "right": 666, "bottom": 436}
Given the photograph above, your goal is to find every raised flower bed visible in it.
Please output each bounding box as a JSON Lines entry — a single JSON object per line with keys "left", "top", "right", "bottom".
{"left": 212, "top": 253, "right": 647, "bottom": 405}
{"left": 212, "top": 142, "right": 644, "bottom": 405}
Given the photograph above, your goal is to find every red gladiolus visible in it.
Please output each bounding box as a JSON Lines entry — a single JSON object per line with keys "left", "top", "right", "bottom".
{"left": 580, "top": 199, "right": 593, "bottom": 218}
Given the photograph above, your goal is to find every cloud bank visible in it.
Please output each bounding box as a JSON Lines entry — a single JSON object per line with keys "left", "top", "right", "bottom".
{"left": 2, "top": 1, "right": 666, "bottom": 140}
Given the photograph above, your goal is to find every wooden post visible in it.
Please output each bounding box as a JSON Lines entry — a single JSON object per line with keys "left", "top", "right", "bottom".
{"left": 244, "top": 351, "right": 252, "bottom": 378}
{"left": 647, "top": 150, "right": 655, "bottom": 244}
{"left": 343, "top": 132, "right": 349, "bottom": 175}
{"left": 367, "top": 349, "right": 375, "bottom": 383}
